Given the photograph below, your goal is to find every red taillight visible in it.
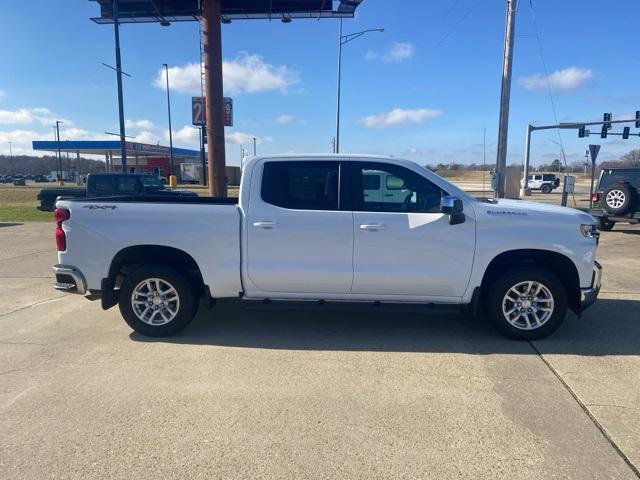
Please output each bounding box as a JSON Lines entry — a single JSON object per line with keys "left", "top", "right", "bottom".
{"left": 591, "top": 192, "right": 599, "bottom": 202}
{"left": 54, "top": 208, "right": 70, "bottom": 251}
{"left": 54, "top": 208, "right": 70, "bottom": 223}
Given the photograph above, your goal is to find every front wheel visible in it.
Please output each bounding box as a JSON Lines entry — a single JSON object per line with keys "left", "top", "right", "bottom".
{"left": 119, "top": 265, "right": 197, "bottom": 337}
{"left": 484, "top": 267, "right": 568, "bottom": 340}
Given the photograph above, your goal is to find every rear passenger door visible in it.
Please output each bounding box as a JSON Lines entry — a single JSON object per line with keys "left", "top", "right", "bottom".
{"left": 244, "top": 160, "right": 354, "bottom": 295}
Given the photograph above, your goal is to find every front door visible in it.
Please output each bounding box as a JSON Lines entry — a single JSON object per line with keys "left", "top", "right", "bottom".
{"left": 349, "top": 162, "right": 476, "bottom": 299}
{"left": 245, "top": 160, "right": 354, "bottom": 294}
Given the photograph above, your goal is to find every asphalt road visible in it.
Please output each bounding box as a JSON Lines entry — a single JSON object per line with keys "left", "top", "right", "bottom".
{"left": 1, "top": 221, "right": 639, "bottom": 479}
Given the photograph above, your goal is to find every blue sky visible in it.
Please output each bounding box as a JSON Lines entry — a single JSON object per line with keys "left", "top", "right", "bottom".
{"left": 1, "top": 0, "right": 639, "bottom": 167}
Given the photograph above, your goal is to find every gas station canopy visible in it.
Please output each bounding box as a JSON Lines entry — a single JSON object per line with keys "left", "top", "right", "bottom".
{"left": 32, "top": 140, "right": 199, "bottom": 158}
{"left": 90, "top": 0, "right": 364, "bottom": 23}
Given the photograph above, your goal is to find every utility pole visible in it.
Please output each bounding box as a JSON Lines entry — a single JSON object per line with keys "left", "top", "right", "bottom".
{"left": 112, "top": 0, "right": 127, "bottom": 168}
{"left": 495, "top": 0, "right": 518, "bottom": 198}
{"left": 335, "top": 18, "right": 343, "bottom": 154}
{"left": 202, "top": 0, "right": 227, "bottom": 196}
{"left": 163, "top": 63, "right": 175, "bottom": 177}
{"left": 252, "top": 137, "right": 257, "bottom": 156}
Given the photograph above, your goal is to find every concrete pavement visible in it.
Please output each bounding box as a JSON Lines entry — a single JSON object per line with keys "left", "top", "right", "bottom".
{"left": 1, "top": 221, "right": 639, "bottom": 479}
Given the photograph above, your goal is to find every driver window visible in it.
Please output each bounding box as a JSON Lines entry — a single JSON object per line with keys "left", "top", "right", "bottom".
{"left": 353, "top": 162, "right": 444, "bottom": 213}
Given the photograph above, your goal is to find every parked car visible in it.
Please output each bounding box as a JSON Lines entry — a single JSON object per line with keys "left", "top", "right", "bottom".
{"left": 37, "top": 173, "right": 198, "bottom": 211}
{"left": 522, "top": 173, "right": 560, "bottom": 193}
{"left": 51, "top": 154, "right": 601, "bottom": 341}
{"left": 589, "top": 167, "right": 640, "bottom": 230}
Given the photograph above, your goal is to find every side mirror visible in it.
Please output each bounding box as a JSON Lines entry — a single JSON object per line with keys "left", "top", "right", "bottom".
{"left": 441, "top": 195, "right": 465, "bottom": 225}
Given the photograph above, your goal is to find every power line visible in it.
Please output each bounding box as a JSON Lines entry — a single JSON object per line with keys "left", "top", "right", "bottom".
{"left": 433, "top": 0, "right": 481, "bottom": 48}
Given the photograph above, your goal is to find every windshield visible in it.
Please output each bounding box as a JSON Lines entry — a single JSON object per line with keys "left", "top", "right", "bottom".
{"left": 140, "top": 176, "right": 162, "bottom": 188}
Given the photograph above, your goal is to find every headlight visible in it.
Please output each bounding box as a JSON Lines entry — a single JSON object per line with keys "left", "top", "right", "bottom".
{"left": 580, "top": 224, "right": 598, "bottom": 238}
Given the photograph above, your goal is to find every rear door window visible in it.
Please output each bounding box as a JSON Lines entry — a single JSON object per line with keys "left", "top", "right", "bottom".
{"left": 261, "top": 161, "right": 340, "bottom": 210}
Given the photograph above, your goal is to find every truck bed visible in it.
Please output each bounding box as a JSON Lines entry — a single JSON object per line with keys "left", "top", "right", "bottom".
{"left": 55, "top": 196, "right": 243, "bottom": 298}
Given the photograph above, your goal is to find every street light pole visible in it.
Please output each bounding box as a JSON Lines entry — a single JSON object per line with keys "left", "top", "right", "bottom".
{"left": 163, "top": 63, "right": 175, "bottom": 176}
{"left": 8, "top": 141, "right": 13, "bottom": 175}
{"left": 112, "top": 0, "right": 127, "bottom": 168}
{"left": 252, "top": 137, "right": 257, "bottom": 156}
{"left": 335, "top": 21, "right": 384, "bottom": 154}
{"left": 55, "top": 120, "right": 64, "bottom": 182}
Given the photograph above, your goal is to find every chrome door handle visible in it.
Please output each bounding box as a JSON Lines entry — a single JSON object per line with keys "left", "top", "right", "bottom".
{"left": 359, "top": 223, "right": 386, "bottom": 231}
{"left": 253, "top": 221, "right": 279, "bottom": 229}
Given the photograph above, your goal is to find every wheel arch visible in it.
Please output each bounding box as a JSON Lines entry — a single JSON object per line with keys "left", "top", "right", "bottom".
{"left": 107, "top": 245, "right": 206, "bottom": 298}
{"left": 480, "top": 249, "right": 581, "bottom": 314}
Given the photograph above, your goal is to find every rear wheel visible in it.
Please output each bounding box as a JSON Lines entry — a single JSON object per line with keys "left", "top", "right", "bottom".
{"left": 119, "top": 264, "right": 197, "bottom": 337}
{"left": 484, "top": 267, "right": 568, "bottom": 340}
{"left": 540, "top": 184, "right": 552, "bottom": 194}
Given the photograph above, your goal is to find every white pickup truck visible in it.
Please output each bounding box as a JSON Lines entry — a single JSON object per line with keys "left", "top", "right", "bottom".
{"left": 52, "top": 154, "right": 602, "bottom": 340}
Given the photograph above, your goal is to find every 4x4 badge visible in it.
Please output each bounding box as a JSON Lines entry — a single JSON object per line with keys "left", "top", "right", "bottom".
{"left": 83, "top": 205, "right": 117, "bottom": 210}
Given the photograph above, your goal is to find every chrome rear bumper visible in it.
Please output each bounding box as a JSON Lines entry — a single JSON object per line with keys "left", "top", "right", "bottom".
{"left": 580, "top": 260, "right": 602, "bottom": 311}
{"left": 53, "top": 265, "right": 87, "bottom": 295}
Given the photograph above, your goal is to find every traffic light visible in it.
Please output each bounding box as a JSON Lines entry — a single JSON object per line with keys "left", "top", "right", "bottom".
{"left": 601, "top": 125, "right": 608, "bottom": 139}
{"left": 578, "top": 125, "right": 586, "bottom": 138}
{"left": 636, "top": 111, "right": 640, "bottom": 129}
{"left": 623, "top": 126, "right": 630, "bottom": 139}
{"left": 603, "top": 112, "right": 612, "bottom": 130}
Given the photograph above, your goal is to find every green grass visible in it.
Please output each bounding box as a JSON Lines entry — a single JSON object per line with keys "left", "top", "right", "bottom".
{"left": 0, "top": 185, "right": 51, "bottom": 222}
{"left": 0, "top": 206, "right": 51, "bottom": 222}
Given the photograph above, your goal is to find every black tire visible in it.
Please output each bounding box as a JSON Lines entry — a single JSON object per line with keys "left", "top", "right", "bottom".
{"left": 484, "top": 267, "right": 568, "bottom": 340}
{"left": 602, "top": 183, "right": 637, "bottom": 215}
{"left": 540, "top": 184, "right": 552, "bottom": 194}
{"left": 598, "top": 217, "right": 615, "bottom": 231}
{"left": 118, "top": 264, "right": 197, "bottom": 337}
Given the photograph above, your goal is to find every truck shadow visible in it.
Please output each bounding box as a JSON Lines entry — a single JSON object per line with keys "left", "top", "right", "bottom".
{"left": 130, "top": 298, "right": 640, "bottom": 356}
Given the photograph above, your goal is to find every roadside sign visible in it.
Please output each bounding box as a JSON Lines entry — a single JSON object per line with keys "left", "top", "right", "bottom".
{"left": 223, "top": 97, "right": 233, "bottom": 127}
{"left": 192, "top": 97, "right": 205, "bottom": 126}
{"left": 192, "top": 97, "right": 233, "bottom": 127}
{"left": 588, "top": 144, "right": 601, "bottom": 165}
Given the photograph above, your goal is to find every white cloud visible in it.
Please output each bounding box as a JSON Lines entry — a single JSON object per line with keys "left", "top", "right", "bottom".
{"left": 361, "top": 108, "right": 443, "bottom": 129}
{"left": 126, "top": 119, "right": 155, "bottom": 130}
{"left": 154, "top": 53, "right": 299, "bottom": 95}
{"left": 276, "top": 114, "right": 306, "bottom": 125}
{"left": 366, "top": 42, "right": 415, "bottom": 63}
{"left": 226, "top": 131, "right": 270, "bottom": 145}
{"left": 276, "top": 114, "right": 294, "bottom": 124}
{"left": 519, "top": 66, "right": 593, "bottom": 92}
{"left": 135, "top": 131, "right": 161, "bottom": 145}
{"left": 365, "top": 49, "right": 378, "bottom": 61}
{"left": 170, "top": 126, "right": 200, "bottom": 146}
{"left": 0, "top": 107, "right": 70, "bottom": 126}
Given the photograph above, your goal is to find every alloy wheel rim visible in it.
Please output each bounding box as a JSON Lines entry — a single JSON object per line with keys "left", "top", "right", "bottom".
{"left": 606, "top": 190, "right": 626, "bottom": 208}
{"left": 131, "top": 278, "right": 180, "bottom": 326}
{"left": 502, "top": 280, "right": 554, "bottom": 330}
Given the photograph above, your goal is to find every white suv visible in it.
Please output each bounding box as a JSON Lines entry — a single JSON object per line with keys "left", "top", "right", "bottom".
{"left": 523, "top": 173, "right": 560, "bottom": 194}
